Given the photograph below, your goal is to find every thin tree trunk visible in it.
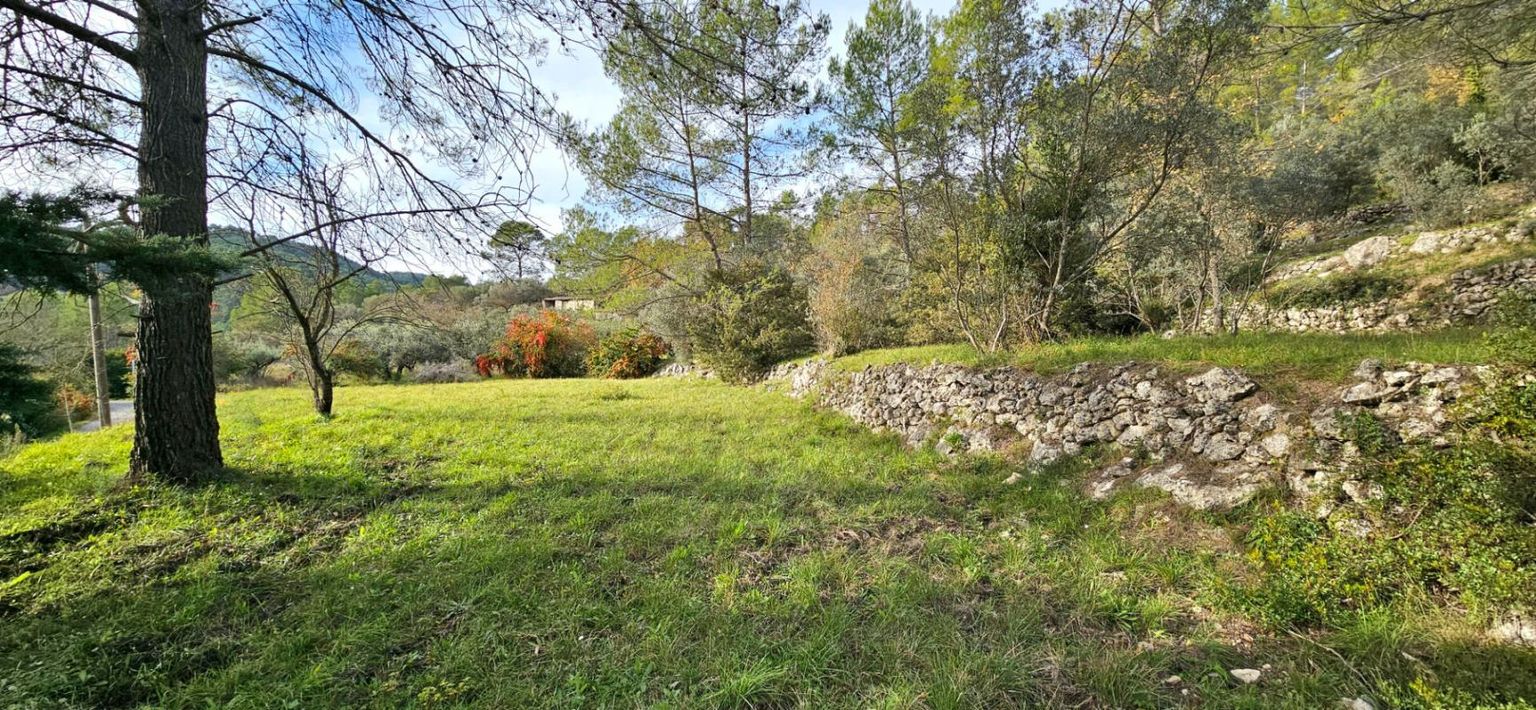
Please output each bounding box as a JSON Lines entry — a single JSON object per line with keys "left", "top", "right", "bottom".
{"left": 87, "top": 270, "right": 111, "bottom": 428}
{"left": 891, "top": 149, "right": 915, "bottom": 272}
{"left": 129, "top": 0, "right": 222, "bottom": 482}
{"left": 1208, "top": 253, "right": 1225, "bottom": 333}
{"left": 312, "top": 367, "right": 334, "bottom": 417}
{"left": 738, "top": 34, "right": 752, "bottom": 245}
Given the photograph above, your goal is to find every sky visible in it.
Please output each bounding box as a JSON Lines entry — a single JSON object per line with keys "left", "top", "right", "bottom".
{"left": 0, "top": 0, "right": 1038, "bottom": 281}
{"left": 516, "top": 0, "right": 963, "bottom": 241}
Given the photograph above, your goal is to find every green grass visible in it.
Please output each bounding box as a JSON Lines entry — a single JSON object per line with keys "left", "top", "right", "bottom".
{"left": 828, "top": 329, "right": 1497, "bottom": 382}
{"left": 2, "top": 379, "right": 1533, "bottom": 708}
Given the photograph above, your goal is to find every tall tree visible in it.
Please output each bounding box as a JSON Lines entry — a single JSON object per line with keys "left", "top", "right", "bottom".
{"left": 560, "top": 0, "right": 827, "bottom": 357}
{"left": 486, "top": 220, "right": 547, "bottom": 280}
{"left": 822, "top": 0, "right": 932, "bottom": 269}
{"left": 567, "top": 3, "right": 731, "bottom": 272}
{"left": 695, "top": 0, "right": 827, "bottom": 248}
{"left": 1, "top": 0, "right": 550, "bottom": 481}
{"left": 1009, "top": 0, "right": 1262, "bottom": 339}
{"left": 914, "top": 0, "right": 1045, "bottom": 350}
{"left": 930, "top": 0, "right": 1262, "bottom": 341}
{"left": 569, "top": 0, "right": 827, "bottom": 270}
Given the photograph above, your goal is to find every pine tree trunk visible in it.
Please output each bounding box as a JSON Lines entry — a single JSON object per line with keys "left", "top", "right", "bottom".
{"left": 127, "top": 0, "right": 223, "bottom": 482}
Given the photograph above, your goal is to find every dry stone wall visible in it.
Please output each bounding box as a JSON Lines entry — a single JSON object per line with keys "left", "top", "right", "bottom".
{"left": 1269, "top": 221, "right": 1531, "bottom": 282}
{"left": 1233, "top": 256, "right": 1536, "bottom": 333}
{"left": 770, "top": 358, "right": 1483, "bottom": 512}
{"left": 1223, "top": 218, "right": 1536, "bottom": 333}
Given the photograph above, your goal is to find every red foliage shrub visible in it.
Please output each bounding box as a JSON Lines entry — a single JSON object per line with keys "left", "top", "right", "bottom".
{"left": 476, "top": 310, "right": 595, "bottom": 378}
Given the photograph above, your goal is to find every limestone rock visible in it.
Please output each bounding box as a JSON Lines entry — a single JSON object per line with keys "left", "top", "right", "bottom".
{"left": 1341, "top": 479, "right": 1384, "bottom": 503}
{"left": 1203, "top": 433, "right": 1245, "bottom": 462}
{"left": 1491, "top": 616, "right": 1536, "bottom": 647}
{"left": 1344, "top": 236, "right": 1394, "bottom": 269}
{"left": 1409, "top": 232, "right": 1443, "bottom": 254}
{"left": 1342, "top": 382, "right": 1394, "bottom": 405}
{"left": 1230, "top": 668, "right": 1262, "bottom": 684}
{"left": 1029, "top": 440, "right": 1064, "bottom": 466}
{"left": 1185, "top": 367, "right": 1258, "bottom": 403}
{"left": 1136, "top": 464, "right": 1264, "bottom": 511}
{"left": 1338, "top": 697, "right": 1377, "bottom": 710}
{"left": 1260, "top": 433, "right": 1292, "bottom": 458}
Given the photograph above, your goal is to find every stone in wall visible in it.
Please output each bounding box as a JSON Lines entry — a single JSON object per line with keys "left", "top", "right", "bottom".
{"left": 1448, "top": 258, "right": 1536, "bottom": 320}
{"left": 654, "top": 363, "right": 714, "bottom": 378}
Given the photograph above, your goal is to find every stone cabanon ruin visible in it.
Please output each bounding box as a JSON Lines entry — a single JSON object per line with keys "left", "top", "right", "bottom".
{"left": 767, "top": 358, "right": 1487, "bottom": 515}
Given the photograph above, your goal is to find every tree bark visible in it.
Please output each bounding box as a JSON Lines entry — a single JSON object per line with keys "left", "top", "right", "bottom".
{"left": 128, "top": 0, "right": 222, "bottom": 482}
{"left": 311, "top": 367, "right": 334, "bottom": 417}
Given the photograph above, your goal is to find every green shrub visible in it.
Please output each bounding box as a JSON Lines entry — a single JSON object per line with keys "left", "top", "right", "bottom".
{"left": 0, "top": 344, "right": 61, "bottom": 438}
{"left": 687, "top": 266, "right": 814, "bottom": 384}
{"left": 801, "top": 198, "right": 909, "bottom": 355}
{"left": 1400, "top": 161, "right": 1483, "bottom": 228}
{"left": 586, "top": 328, "right": 670, "bottom": 379}
{"left": 1486, "top": 291, "right": 1536, "bottom": 368}
{"left": 330, "top": 340, "right": 388, "bottom": 381}
{"left": 212, "top": 338, "right": 282, "bottom": 384}
{"left": 410, "top": 361, "right": 481, "bottom": 384}
{"left": 1261, "top": 272, "right": 1408, "bottom": 309}
{"left": 1238, "top": 382, "right": 1536, "bottom": 627}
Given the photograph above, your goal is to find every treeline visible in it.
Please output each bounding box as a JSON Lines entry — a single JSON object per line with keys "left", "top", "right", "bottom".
{"left": 547, "top": 0, "right": 1536, "bottom": 379}
{"left": 2, "top": 0, "right": 1532, "bottom": 466}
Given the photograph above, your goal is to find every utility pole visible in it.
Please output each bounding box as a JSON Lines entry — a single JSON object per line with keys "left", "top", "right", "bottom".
{"left": 87, "top": 265, "right": 112, "bottom": 428}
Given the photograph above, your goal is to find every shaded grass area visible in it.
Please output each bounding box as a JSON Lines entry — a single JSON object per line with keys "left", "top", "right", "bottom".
{"left": 827, "top": 329, "right": 1497, "bottom": 382}
{"left": 1, "top": 379, "right": 1532, "bottom": 708}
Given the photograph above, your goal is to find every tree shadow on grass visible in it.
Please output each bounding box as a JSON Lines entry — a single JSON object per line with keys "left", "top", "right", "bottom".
{"left": 4, "top": 471, "right": 1535, "bottom": 707}
{"left": 4, "top": 409, "right": 1535, "bottom": 707}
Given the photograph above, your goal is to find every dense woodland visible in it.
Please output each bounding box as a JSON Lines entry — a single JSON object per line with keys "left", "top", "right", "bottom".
{"left": 546, "top": 0, "right": 1536, "bottom": 368}
{"left": 2, "top": 0, "right": 1535, "bottom": 451}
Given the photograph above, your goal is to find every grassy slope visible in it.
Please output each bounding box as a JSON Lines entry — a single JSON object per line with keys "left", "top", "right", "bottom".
{"left": 826, "top": 329, "right": 1497, "bottom": 382}
{"left": 2, "top": 379, "right": 1532, "bottom": 708}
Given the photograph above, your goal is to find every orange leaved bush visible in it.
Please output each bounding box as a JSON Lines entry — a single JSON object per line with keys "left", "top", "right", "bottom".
{"left": 475, "top": 310, "right": 596, "bottom": 378}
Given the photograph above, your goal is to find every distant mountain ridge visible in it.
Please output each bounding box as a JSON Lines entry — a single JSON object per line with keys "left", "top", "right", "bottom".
{"left": 209, "top": 225, "right": 432, "bottom": 289}
{"left": 208, "top": 225, "right": 437, "bottom": 327}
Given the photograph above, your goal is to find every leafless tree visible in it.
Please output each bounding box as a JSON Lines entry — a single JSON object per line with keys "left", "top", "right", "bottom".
{"left": 227, "top": 157, "right": 411, "bottom": 417}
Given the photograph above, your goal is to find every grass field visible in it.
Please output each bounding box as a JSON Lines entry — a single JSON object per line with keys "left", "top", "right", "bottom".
{"left": 2, "top": 378, "right": 1533, "bottom": 708}
{"left": 825, "top": 329, "right": 1499, "bottom": 382}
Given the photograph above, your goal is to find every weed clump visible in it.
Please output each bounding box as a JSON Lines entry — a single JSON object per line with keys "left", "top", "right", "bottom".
{"left": 1261, "top": 272, "right": 1409, "bottom": 309}
{"left": 1237, "top": 383, "right": 1536, "bottom": 627}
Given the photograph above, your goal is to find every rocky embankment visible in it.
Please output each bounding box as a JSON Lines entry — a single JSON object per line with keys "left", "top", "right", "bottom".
{"left": 770, "top": 358, "right": 1484, "bottom": 512}
{"left": 1232, "top": 220, "right": 1536, "bottom": 333}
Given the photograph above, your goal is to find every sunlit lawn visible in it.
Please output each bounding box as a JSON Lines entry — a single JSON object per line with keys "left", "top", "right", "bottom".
{"left": 827, "top": 329, "right": 1499, "bottom": 383}
{"left": 2, "top": 378, "right": 1531, "bottom": 707}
